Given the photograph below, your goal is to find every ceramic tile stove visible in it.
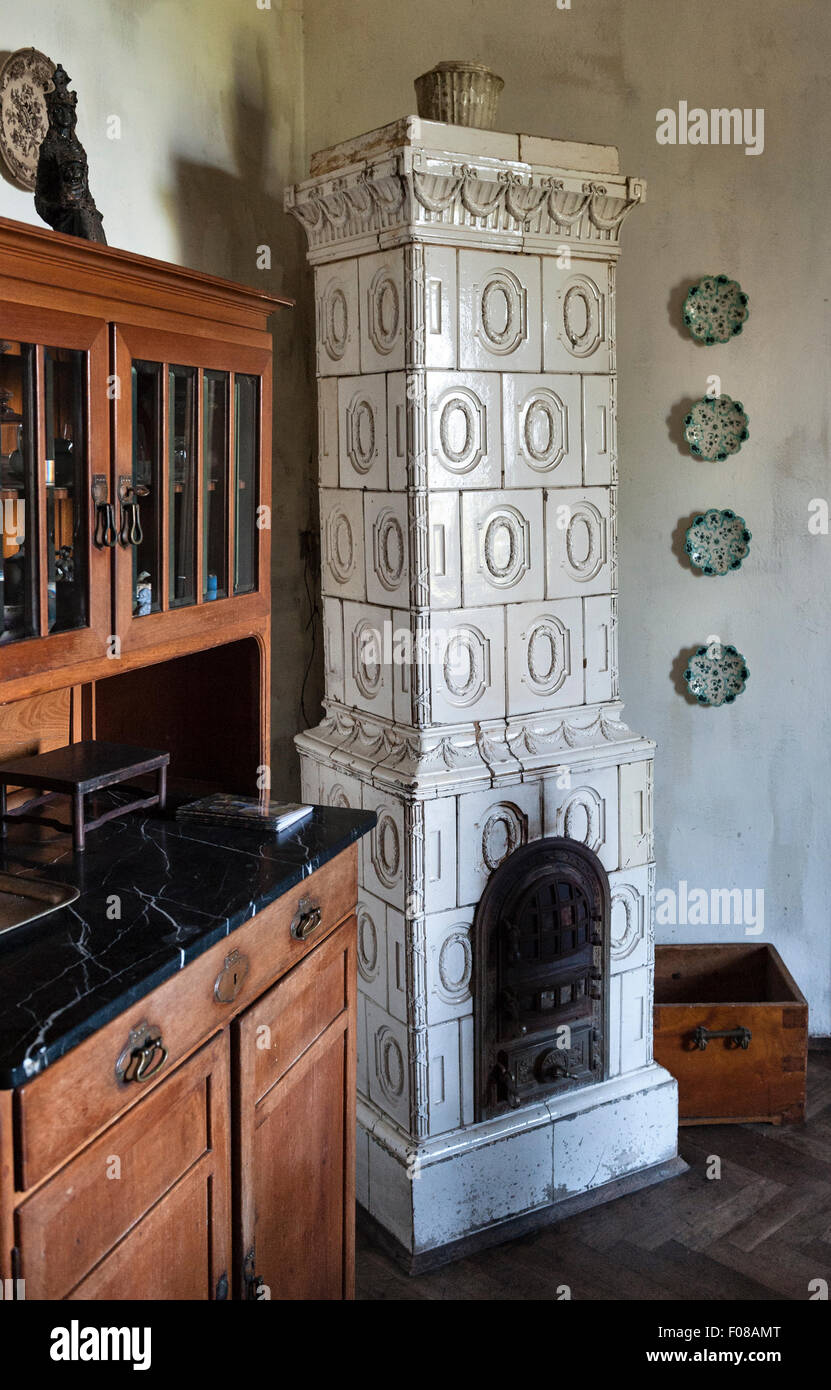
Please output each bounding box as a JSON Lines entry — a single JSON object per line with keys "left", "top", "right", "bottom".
{"left": 286, "top": 116, "right": 682, "bottom": 1270}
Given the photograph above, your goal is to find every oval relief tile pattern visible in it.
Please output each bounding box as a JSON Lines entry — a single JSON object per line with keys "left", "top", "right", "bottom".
{"left": 477, "top": 269, "right": 527, "bottom": 356}
{"left": 480, "top": 506, "right": 531, "bottom": 589}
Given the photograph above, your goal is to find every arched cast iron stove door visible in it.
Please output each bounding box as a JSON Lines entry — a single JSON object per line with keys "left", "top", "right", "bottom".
{"left": 473, "top": 837, "right": 611, "bottom": 1122}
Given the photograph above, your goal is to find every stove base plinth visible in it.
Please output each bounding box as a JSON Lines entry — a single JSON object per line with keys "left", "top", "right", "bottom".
{"left": 358, "top": 1064, "right": 681, "bottom": 1269}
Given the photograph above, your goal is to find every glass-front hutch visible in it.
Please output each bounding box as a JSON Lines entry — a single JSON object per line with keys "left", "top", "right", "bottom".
{"left": 0, "top": 218, "right": 286, "bottom": 731}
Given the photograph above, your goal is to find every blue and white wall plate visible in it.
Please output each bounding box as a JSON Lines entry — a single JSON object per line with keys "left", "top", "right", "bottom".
{"left": 684, "top": 642, "right": 749, "bottom": 705}
{"left": 683, "top": 395, "right": 749, "bottom": 461}
{"left": 683, "top": 275, "right": 750, "bottom": 344}
{"left": 685, "top": 508, "right": 751, "bottom": 575}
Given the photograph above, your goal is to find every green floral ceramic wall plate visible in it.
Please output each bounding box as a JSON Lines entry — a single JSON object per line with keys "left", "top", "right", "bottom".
{"left": 684, "top": 643, "right": 749, "bottom": 706}
{"left": 683, "top": 275, "right": 749, "bottom": 344}
{"left": 683, "top": 395, "right": 749, "bottom": 461}
{"left": 685, "top": 508, "right": 751, "bottom": 575}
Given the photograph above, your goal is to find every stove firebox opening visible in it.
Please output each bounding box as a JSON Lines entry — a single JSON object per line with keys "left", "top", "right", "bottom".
{"left": 474, "top": 838, "right": 610, "bottom": 1121}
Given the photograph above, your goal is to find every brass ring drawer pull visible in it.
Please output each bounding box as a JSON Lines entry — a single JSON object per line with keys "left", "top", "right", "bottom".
{"left": 692, "top": 1024, "right": 752, "bottom": 1051}
{"left": 290, "top": 899, "right": 322, "bottom": 941}
{"left": 115, "top": 1021, "right": 169, "bottom": 1084}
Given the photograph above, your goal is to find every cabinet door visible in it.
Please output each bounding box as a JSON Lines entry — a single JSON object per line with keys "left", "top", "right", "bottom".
{"left": 16, "top": 1032, "right": 231, "bottom": 1300}
{"left": 236, "top": 917, "right": 357, "bottom": 1301}
{"left": 0, "top": 305, "right": 109, "bottom": 684}
{"left": 112, "top": 323, "right": 271, "bottom": 655}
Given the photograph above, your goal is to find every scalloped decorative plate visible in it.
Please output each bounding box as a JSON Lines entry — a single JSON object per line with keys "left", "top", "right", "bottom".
{"left": 683, "top": 274, "right": 749, "bottom": 344}
{"left": 685, "top": 508, "right": 751, "bottom": 575}
{"left": 0, "top": 48, "right": 55, "bottom": 191}
{"left": 683, "top": 394, "right": 749, "bottom": 461}
{"left": 684, "top": 643, "right": 749, "bottom": 706}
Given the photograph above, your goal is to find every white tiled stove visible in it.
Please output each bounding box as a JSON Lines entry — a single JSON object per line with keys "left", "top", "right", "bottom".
{"left": 287, "top": 115, "right": 680, "bottom": 1268}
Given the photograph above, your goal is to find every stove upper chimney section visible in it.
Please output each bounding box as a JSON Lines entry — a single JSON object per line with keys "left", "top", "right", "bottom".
{"left": 286, "top": 116, "right": 680, "bottom": 1267}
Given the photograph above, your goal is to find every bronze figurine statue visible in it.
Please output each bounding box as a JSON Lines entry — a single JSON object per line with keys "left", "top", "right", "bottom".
{"left": 34, "top": 65, "right": 106, "bottom": 244}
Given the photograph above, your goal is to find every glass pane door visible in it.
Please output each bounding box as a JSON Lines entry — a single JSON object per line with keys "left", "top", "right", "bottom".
{"left": 131, "top": 360, "right": 163, "bottom": 616}
{"left": 44, "top": 346, "right": 88, "bottom": 634}
{"left": 0, "top": 341, "right": 37, "bottom": 645}
{"left": 203, "top": 370, "right": 229, "bottom": 601}
{"left": 169, "top": 364, "right": 198, "bottom": 608}
{"left": 234, "top": 374, "right": 259, "bottom": 596}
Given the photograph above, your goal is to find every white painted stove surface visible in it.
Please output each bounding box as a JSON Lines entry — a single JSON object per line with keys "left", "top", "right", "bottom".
{"left": 287, "top": 117, "right": 678, "bottom": 1257}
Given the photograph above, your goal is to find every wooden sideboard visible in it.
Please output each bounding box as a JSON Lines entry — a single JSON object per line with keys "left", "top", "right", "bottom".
{"left": 0, "top": 842, "right": 359, "bottom": 1300}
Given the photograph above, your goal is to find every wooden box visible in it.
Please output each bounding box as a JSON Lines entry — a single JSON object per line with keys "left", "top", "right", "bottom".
{"left": 653, "top": 944, "right": 808, "bottom": 1125}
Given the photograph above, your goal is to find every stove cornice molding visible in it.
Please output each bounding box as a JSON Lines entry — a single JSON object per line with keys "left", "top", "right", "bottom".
{"left": 295, "top": 700, "right": 654, "bottom": 793}
{"left": 285, "top": 146, "right": 646, "bottom": 262}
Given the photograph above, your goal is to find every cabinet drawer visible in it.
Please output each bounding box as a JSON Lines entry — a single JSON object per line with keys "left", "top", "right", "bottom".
{"left": 17, "top": 1033, "right": 230, "bottom": 1300}
{"left": 239, "top": 918, "right": 353, "bottom": 1105}
{"left": 14, "top": 843, "right": 358, "bottom": 1190}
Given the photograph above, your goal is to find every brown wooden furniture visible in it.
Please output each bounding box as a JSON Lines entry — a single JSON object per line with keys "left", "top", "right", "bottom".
{"left": 0, "top": 740, "right": 169, "bottom": 850}
{"left": 0, "top": 215, "right": 290, "bottom": 785}
{"left": 653, "top": 943, "right": 808, "bottom": 1125}
{"left": 0, "top": 842, "right": 359, "bottom": 1300}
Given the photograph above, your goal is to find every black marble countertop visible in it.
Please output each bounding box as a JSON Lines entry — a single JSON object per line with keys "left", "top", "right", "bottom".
{"left": 0, "top": 796, "right": 375, "bottom": 1088}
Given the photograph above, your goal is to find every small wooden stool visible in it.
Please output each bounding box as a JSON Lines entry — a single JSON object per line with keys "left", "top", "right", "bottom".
{"left": 0, "top": 741, "right": 169, "bottom": 852}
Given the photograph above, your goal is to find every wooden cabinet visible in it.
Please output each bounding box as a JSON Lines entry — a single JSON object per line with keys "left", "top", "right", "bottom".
{"left": 16, "top": 1032, "right": 231, "bottom": 1301}
{"left": 236, "top": 919, "right": 357, "bottom": 1300}
{"left": 0, "top": 216, "right": 288, "bottom": 708}
{"left": 1, "top": 844, "right": 360, "bottom": 1300}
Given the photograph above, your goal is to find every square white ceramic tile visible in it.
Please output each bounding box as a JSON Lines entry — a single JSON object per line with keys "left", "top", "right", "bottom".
{"left": 426, "top": 371, "right": 502, "bottom": 490}
{"left": 315, "top": 261, "right": 360, "bottom": 376}
{"left": 503, "top": 373, "right": 582, "bottom": 488}
{"left": 422, "top": 796, "right": 458, "bottom": 914}
{"left": 317, "top": 763, "right": 363, "bottom": 811}
{"left": 461, "top": 489, "right": 545, "bottom": 606}
{"left": 356, "top": 889, "right": 389, "bottom": 1009}
{"left": 386, "top": 372, "right": 408, "bottom": 490}
{"left": 429, "top": 606, "right": 506, "bottom": 724}
{"left": 364, "top": 491, "right": 409, "bottom": 606}
{"left": 506, "top": 598, "right": 583, "bottom": 714}
{"left": 343, "top": 600, "right": 393, "bottom": 720}
{"left": 359, "top": 248, "right": 405, "bottom": 373}
{"left": 427, "top": 491, "right": 461, "bottom": 608}
{"left": 543, "top": 763, "right": 619, "bottom": 872}
{"left": 583, "top": 374, "right": 616, "bottom": 485}
{"left": 458, "top": 249, "right": 542, "bottom": 372}
{"left": 545, "top": 487, "right": 613, "bottom": 599}
{"left": 423, "top": 245, "right": 457, "bottom": 368}
{"left": 608, "top": 864, "right": 651, "bottom": 976}
{"left": 317, "top": 377, "right": 339, "bottom": 487}
{"left": 321, "top": 596, "right": 344, "bottom": 702}
{"left": 584, "top": 594, "right": 616, "bottom": 703}
{"left": 425, "top": 908, "right": 474, "bottom": 1025}
{"left": 338, "top": 374, "right": 388, "bottom": 490}
{"left": 320, "top": 488, "right": 365, "bottom": 599}
{"left": 542, "top": 255, "right": 612, "bottom": 374}
{"left": 428, "top": 1020, "right": 461, "bottom": 1135}
{"left": 619, "top": 759, "right": 653, "bottom": 868}
{"left": 457, "top": 781, "right": 543, "bottom": 906}
{"left": 362, "top": 786, "right": 406, "bottom": 910}
{"left": 386, "top": 907, "right": 408, "bottom": 1023}
{"left": 365, "top": 1000, "right": 410, "bottom": 1129}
